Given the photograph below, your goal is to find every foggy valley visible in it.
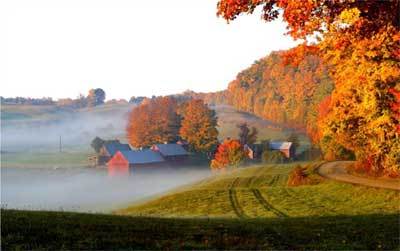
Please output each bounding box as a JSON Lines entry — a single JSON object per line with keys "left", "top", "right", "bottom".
{"left": 2, "top": 166, "right": 210, "bottom": 212}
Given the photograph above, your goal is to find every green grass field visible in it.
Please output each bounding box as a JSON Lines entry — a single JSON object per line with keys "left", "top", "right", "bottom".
{"left": 2, "top": 163, "right": 399, "bottom": 250}
{"left": 2, "top": 209, "right": 398, "bottom": 250}
{"left": 1, "top": 151, "right": 90, "bottom": 168}
{"left": 118, "top": 162, "right": 399, "bottom": 218}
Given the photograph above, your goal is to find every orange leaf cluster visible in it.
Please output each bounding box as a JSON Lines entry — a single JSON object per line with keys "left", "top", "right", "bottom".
{"left": 210, "top": 139, "right": 247, "bottom": 170}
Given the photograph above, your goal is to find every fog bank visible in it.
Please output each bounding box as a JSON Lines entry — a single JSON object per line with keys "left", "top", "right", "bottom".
{"left": 1, "top": 167, "right": 210, "bottom": 212}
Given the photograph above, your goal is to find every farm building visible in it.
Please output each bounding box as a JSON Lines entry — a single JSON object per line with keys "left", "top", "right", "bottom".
{"left": 176, "top": 140, "right": 190, "bottom": 150}
{"left": 244, "top": 142, "right": 296, "bottom": 159}
{"left": 100, "top": 141, "right": 131, "bottom": 157}
{"left": 269, "top": 141, "right": 295, "bottom": 158}
{"left": 151, "top": 143, "right": 189, "bottom": 163}
{"left": 96, "top": 141, "right": 131, "bottom": 165}
{"left": 108, "top": 149, "right": 166, "bottom": 176}
{"left": 244, "top": 144, "right": 264, "bottom": 159}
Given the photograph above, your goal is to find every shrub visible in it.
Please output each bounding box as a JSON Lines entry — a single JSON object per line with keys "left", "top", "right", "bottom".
{"left": 287, "top": 164, "right": 325, "bottom": 187}
{"left": 210, "top": 139, "right": 247, "bottom": 170}
{"left": 287, "top": 165, "right": 308, "bottom": 186}
{"left": 262, "top": 150, "right": 287, "bottom": 164}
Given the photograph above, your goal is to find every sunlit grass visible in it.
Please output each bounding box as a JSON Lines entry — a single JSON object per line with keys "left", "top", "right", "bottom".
{"left": 118, "top": 162, "right": 400, "bottom": 218}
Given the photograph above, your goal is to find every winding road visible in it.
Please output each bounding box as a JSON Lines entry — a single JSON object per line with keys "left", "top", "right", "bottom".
{"left": 317, "top": 161, "right": 400, "bottom": 191}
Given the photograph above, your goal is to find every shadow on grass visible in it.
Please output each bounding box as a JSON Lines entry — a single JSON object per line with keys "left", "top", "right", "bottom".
{"left": 2, "top": 209, "right": 399, "bottom": 250}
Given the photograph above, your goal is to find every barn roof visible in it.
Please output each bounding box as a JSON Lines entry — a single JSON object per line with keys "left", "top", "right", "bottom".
{"left": 104, "top": 142, "right": 131, "bottom": 156}
{"left": 153, "top": 143, "right": 189, "bottom": 157}
{"left": 119, "top": 150, "right": 165, "bottom": 164}
{"left": 269, "top": 141, "right": 293, "bottom": 150}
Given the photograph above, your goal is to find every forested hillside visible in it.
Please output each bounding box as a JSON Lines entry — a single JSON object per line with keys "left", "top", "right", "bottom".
{"left": 200, "top": 47, "right": 333, "bottom": 143}
{"left": 214, "top": 0, "right": 399, "bottom": 178}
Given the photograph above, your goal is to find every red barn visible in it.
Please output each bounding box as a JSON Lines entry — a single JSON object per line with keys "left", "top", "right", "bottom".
{"left": 97, "top": 141, "right": 131, "bottom": 165}
{"left": 108, "top": 150, "right": 165, "bottom": 176}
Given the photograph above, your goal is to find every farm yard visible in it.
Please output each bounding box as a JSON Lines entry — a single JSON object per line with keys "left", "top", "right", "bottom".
{"left": 1, "top": 103, "right": 308, "bottom": 168}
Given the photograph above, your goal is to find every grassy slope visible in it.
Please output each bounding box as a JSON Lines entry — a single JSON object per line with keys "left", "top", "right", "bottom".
{"left": 2, "top": 163, "right": 399, "bottom": 250}
{"left": 117, "top": 163, "right": 399, "bottom": 218}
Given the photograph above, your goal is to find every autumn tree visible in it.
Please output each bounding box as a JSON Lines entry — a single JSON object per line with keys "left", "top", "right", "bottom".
{"left": 286, "top": 132, "right": 299, "bottom": 149}
{"left": 126, "top": 97, "right": 181, "bottom": 148}
{"left": 179, "top": 99, "right": 219, "bottom": 153}
{"left": 87, "top": 88, "right": 106, "bottom": 107}
{"left": 237, "top": 123, "right": 258, "bottom": 145}
{"left": 216, "top": 0, "right": 400, "bottom": 175}
{"left": 91, "top": 136, "right": 105, "bottom": 153}
{"left": 210, "top": 139, "right": 247, "bottom": 170}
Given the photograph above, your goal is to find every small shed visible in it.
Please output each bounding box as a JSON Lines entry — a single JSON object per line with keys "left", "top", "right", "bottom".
{"left": 151, "top": 143, "right": 189, "bottom": 163}
{"left": 108, "top": 149, "right": 165, "bottom": 176}
{"left": 244, "top": 144, "right": 265, "bottom": 159}
{"left": 269, "top": 141, "right": 295, "bottom": 158}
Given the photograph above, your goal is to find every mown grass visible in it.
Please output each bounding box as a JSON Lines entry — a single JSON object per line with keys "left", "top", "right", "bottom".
{"left": 2, "top": 209, "right": 399, "bottom": 250}
{"left": 118, "top": 163, "right": 400, "bottom": 218}
{"left": 1, "top": 151, "right": 90, "bottom": 168}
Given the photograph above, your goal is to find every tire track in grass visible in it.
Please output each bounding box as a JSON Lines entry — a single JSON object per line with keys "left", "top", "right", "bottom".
{"left": 251, "top": 189, "right": 287, "bottom": 218}
{"left": 228, "top": 178, "right": 247, "bottom": 218}
{"left": 247, "top": 166, "right": 268, "bottom": 188}
{"left": 267, "top": 174, "right": 280, "bottom": 186}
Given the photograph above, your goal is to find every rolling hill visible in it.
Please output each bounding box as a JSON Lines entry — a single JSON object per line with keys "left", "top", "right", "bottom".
{"left": 2, "top": 162, "right": 399, "bottom": 250}
{"left": 117, "top": 162, "right": 399, "bottom": 218}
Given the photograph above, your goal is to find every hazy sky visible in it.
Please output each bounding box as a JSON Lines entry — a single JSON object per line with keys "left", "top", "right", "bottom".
{"left": 1, "top": 0, "right": 297, "bottom": 100}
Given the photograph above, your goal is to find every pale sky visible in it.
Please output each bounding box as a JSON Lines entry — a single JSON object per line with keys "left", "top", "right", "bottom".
{"left": 1, "top": 0, "right": 298, "bottom": 100}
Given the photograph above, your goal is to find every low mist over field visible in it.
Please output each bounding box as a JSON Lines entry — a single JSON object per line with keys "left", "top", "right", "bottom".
{"left": 1, "top": 104, "right": 134, "bottom": 152}
{"left": 1, "top": 167, "right": 210, "bottom": 212}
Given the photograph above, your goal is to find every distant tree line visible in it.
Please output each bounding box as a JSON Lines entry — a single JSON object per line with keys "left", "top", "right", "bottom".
{"left": 2, "top": 88, "right": 107, "bottom": 109}
{"left": 57, "top": 88, "right": 106, "bottom": 109}
{"left": 0, "top": 96, "right": 55, "bottom": 105}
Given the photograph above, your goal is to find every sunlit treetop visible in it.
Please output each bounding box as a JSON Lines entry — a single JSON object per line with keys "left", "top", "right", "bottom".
{"left": 217, "top": 0, "right": 400, "bottom": 40}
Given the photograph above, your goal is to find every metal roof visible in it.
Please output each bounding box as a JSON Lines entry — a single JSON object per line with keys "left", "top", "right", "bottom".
{"left": 119, "top": 150, "right": 165, "bottom": 164}
{"left": 269, "top": 141, "right": 293, "bottom": 150}
{"left": 104, "top": 142, "right": 131, "bottom": 156}
{"left": 153, "top": 143, "right": 189, "bottom": 157}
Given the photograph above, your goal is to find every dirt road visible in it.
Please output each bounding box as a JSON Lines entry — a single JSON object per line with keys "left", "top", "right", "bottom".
{"left": 317, "top": 161, "right": 400, "bottom": 191}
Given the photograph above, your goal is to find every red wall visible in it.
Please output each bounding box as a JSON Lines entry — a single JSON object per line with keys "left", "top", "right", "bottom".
{"left": 108, "top": 152, "right": 129, "bottom": 176}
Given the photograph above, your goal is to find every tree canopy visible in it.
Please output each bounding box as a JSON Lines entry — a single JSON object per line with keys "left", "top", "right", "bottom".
{"left": 216, "top": 0, "right": 400, "bottom": 175}
{"left": 179, "top": 99, "right": 219, "bottom": 153}
{"left": 126, "top": 97, "right": 181, "bottom": 148}
{"left": 237, "top": 123, "right": 258, "bottom": 145}
{"left": 210, "top": 139, "right": 247, "bottom": 169}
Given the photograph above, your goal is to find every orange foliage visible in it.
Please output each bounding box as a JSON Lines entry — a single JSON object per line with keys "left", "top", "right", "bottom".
{"left": 287, "top": 166, "right": 308, "bottom": 187}
{"left": 282, "top": 44, "right": 319, "bottom": 67}
{"left": 223, "top": 47, "right": 333, "bottom": 134}
{"left": 210, "top": 139, "right": 247, "bottom": 170}
{"left": 216, "top": 0, "right": 400, "bottom": 174}
{"left": 126, "top": 97, "right": 180, "bottom": 148}
{"left": 179, "top": 99, "right": 218, "bottom": 153}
